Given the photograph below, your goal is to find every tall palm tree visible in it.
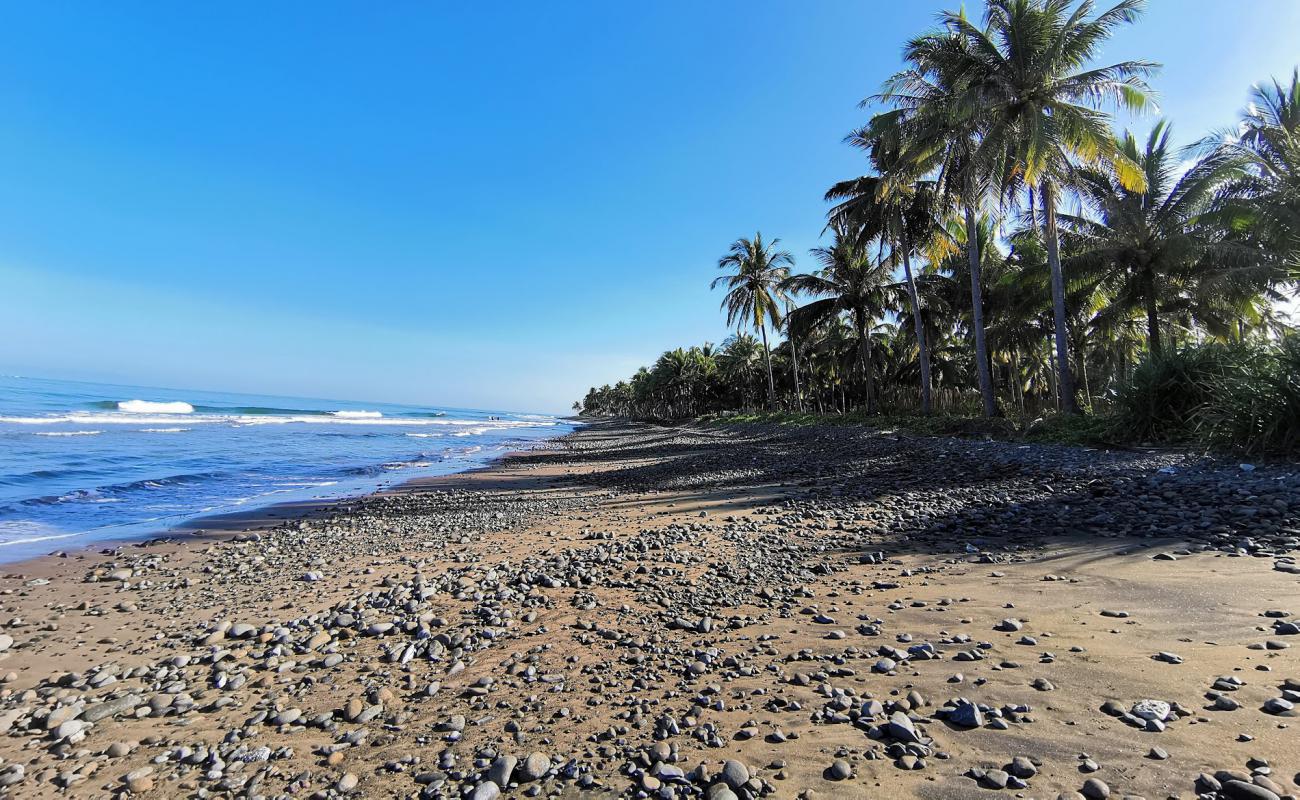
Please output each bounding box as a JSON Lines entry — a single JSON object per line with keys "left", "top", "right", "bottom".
{"left": 869, "top": 21, "right": 1001, "bottom": 416}
{"left": 712, "top": 233, "right": 794, "bottom": 408}
{"left": 827, "top": 137, "right": 949, "bottom": 414}
{"left": 957, "top": 0, "right": 1157, "bottom": 413}
{"left": 1063, "top": 121, "right": 1253, "bottom": 356}
{"left": 1207, "top": 69, "right": 1300, "bottom": 283}
{"left": 783, "top": 222, "right": 898, "bottom": 413}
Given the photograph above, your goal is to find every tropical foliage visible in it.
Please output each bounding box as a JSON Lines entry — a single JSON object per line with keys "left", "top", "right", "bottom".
{"left": 577, "top": 0, "right": 1298, "bottom": 450}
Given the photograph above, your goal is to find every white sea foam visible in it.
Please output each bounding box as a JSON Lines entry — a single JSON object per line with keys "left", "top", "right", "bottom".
{"left": 138, "top": 428, "right": 189, "bottom": 433}
{"left": 119, "top": 400, "right": 194, "bottom": 414}
{"left": 331, "top": 410, "right": 382, "bottom": 419}
{"left": 34, "top": 430, "right": 102, "bottom": 437}
{"left": 0, "top": 521, "right": 87, "bottom": 548}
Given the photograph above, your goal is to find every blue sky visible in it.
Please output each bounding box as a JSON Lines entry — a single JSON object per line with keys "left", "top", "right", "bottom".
{"left": 1, "top": 1, "right": 1297, "bottom": 413}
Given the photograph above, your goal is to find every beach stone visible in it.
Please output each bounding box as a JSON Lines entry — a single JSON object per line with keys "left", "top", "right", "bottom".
{"left": 887, "top": 711, "right": 920, "bottom": 743}
{"left": 949, "top": 698, "right": 984, "bottom": 728}
{"left": 1131, "top": 699, "right": 1171, "bottom": 721}
{"left": 487, "top": 755, "right": 516, "bottom": 787}
{"left": 1008, "top": 757, "right": 1037, "bottom": 778}
{"left": 1082, "top": 778, "right": 1110, "bottom": 799}
{"left": 82, "top": 694, "right": 142, "bottom": 723}
{"left": 1262, "top": 697, "right": 1294, "bottom": 715}
{"left": 54, "top": 719, "right": 86, "bottom": 742}
{"left": 124, "top": 767, "right": 154, "bottom": 793}
{"left": 721, "top": 760, "right": 750, "bottom": 789}
{"left": 0, "top": 634, "right": 12, "bottom": 652}
{"left": 827, "top": 759, "right": 851, "bottom": 780}
{"left": 519, "top": 752, "right": 550, "bottom": 781}
{"left": 981, "top": 769, "right": 1010, "bottom": 789}
{"left": 469, "top": 781, "right": 501, "bottom": 800}
{"left": 1221, "top": 780, "right": 1279, "bottom": 800}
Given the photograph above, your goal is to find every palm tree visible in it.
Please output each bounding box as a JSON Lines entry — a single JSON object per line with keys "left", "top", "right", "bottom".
{"left": 712, "top": 233, "right": 794, "bottom": 408}
{"left": 718, "top": 333, "right": 766, "bottom": 410}
{"left": 827, "top": 136, "right": 949, "bottom": 414}
{"left": 869, "top": 21, "right": 1001, "bottom": 416}
{"left": 1207, "top": 69, "right": 1300, "bottom": 283}
{"left": 1062, "top": 121, "right": 1255, "bottom": 356}
{"left": 783, "top": 222, "right": 898, "bottom": 413}
{"left": 956, "top": 0, "right": 1158, "bottom": 413}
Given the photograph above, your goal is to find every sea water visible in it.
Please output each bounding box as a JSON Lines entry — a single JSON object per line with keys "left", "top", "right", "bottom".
{"left": 0, "top": 376, "right": 571, "bottom": 563}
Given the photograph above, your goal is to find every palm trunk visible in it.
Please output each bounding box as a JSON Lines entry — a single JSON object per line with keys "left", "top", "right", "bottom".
{"left": 901, "top": 232, "right": 932, "bottom": 415}
{"left": 787, "top": 307, "right": 803, "bottom": 413}
{"left": 964, "top": 196, "right": 996, "bottom": 417}
{"left": 1144, "top": 276, "right": 1162, "bottom": 358}
{"left": 1047, "top": 334, "right": 1059, "bottom": 410}
{"left": 1042, "top": 182, "right": 1078, "bottom": 414}
{"left": 856, "top": 316, "right": 875, "bottom": 414}
{"left": 1078, "top": 344, "right": 1092, "bottom": 411}
{"left": 759, "top": 324, "right": 776, "bottom": 410}
{"left": 1011, "top": 347, "right": 1026, "bottom": 416}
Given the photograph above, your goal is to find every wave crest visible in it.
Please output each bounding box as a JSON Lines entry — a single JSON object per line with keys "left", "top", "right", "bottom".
{"left": 119, "top": 400, "right": 194, "bottom": 414}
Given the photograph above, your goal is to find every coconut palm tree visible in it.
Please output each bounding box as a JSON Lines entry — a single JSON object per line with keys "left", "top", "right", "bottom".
{"left": 712, "top": 233, "right": 794, "bottom": 408}
{"left": 869, "top": 20, "right": 1001, "bottom": 416}
{"left": 827, "top": 134, "right": 950, "bottom": 414}
{"left": 783, "top": 222, "right": 899, "bottom": 413}
{"left": 954, "top": 0, "right": 1158, "bottom": 413}
{"left": 718, "top": 333, "right": 767, "bottom": 411}
{"left": 1062, "top": 121, "right": 1256, "bottom": 356}
{"left": 1206, "top": 69, "right": 1300, "bottom": 282}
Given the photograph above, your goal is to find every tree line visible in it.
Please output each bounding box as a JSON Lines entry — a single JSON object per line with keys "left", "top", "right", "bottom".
{"left": 577, "top": 0, "right": 1298, "bottom": 424}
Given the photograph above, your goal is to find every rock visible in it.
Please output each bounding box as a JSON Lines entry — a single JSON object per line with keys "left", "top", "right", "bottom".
{"left": 721, "top": 760, "right": 750, "bottom": 789}
{"left": 469, "top": 781, "right": 501, "bottom": 800}
{"left": 124, "top": 767, "right": 154, "bottom": 793}
{"left": 949, "top": 698, "right": 984, "bottom": 728}
{"left": 1221, "top": 780, "right": 1280, "bottom": 800}
{"left": 981, "top": 769, "right": 1010, "bottom": 789}
{"left": 54, "top": 719, "right": 86, "bottom": 742}
{"left": 1131, "top": 699, "right": 1171, "bottom": 721}
{"left": 1262, "top": 697, "right": 1294, "bottom": 716}
{"left": 519, "top": 752, "right": 550, "bottom": 781}
{"left": 82, "top": 694, "right": 142, "bottom": 723}
{"left": 487, "top": 755, "right": 517, "bottom": 787}
{"left": 887, "top": 711, "right": 921, "bottom": 743}
{"left": 827, "top": 759, "right": 851, "bottom": 780}
{"left": 1008, "top": 756, "right": 1037, "bottom": 778}
{"left": 1082, "top": 778, "right": 1110, "bottom": 799}
{"left": 0, "top": 634, "right": 12, "bottom": 652}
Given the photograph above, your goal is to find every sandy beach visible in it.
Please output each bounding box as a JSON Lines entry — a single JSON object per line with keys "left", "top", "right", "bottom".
{"left": 0, "top": 420, "right": 1297, "bottom": 799}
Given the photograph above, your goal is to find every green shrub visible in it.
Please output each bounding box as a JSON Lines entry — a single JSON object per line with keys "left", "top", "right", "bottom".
{"left": 1111, "top": 338, "right": 1300, "bottom": 454}
{"left": 1195, "top": 337, "right": 1300, "bottom": 454}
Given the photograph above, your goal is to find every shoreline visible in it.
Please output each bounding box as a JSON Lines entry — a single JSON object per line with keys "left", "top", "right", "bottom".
{"left": 0, "top": 419, "right": 1296, "bottom": 798}
{"left": 0, "top": 431, "right": 576, "bottom": 574}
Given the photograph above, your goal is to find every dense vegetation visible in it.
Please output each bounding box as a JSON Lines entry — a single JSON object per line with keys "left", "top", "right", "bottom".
{"left": 577, "top": 0, "right": 1299, "bottom": 453}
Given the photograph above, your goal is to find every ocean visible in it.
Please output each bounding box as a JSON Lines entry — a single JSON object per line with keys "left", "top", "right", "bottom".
{"left": 0, "top": 376, "right": 571, "bottom": 563}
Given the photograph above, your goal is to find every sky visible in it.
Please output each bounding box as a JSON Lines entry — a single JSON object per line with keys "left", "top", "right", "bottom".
{"left": 1, "top": 1, "right": 1297, "bottom": 413}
